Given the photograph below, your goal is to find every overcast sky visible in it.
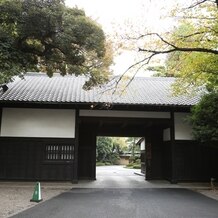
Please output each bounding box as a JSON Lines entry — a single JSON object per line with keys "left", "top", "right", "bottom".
{"left": 65, "top": 0, "right": 182, "bottom": 76}
{"left": 65, "top": 0, "right": 179, "bottom": 32}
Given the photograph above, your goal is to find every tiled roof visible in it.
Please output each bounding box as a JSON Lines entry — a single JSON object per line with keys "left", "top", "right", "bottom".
{"left": 0, "top": 73, "right": 201, "bottom": 106}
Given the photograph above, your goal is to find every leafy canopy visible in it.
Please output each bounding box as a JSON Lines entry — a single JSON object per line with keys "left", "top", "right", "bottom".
{"left": 173, "top": 2, "right": 217, "bottom": 93}
{"left": 120, "top": 0, "right": 218, "bottom": 94}
{"left": 0, "top": 0, "right": 113, "bottom": 88}
{"left": 165, "top": 3, "right": 218, "bottom": 94}
{"left": 152, "top": 21, "right": 218, "bottom": 94}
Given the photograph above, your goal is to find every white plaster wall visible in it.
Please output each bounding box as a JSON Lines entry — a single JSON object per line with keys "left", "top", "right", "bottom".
{"left": 140, "top": 139, "right": 145, "bottom": 151}
{"left": 80, "top": 110, "right": 170, "bottom": 119}
{"left": 174, "top": 112, "right": 193, "bottom": 140}
{"left": 163, "top": 128, "right": 171, "bottom": 141}
{"left": 1, "top": 108, "right": 75, "bottom": 138}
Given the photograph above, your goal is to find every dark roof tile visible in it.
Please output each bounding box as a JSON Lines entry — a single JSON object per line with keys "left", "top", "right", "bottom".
{"left": 0, "top": 73, "right": 201, "bottom": 106}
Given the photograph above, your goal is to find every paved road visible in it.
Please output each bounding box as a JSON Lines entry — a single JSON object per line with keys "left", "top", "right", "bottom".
{"left": 96, "top": 165, "right": 142, "bottom": 177}
{"left": 11, "top": 188, "right": 218, "bottom": 218}
{"left": 71, "top": 166, "right": 181, "bottom": 189}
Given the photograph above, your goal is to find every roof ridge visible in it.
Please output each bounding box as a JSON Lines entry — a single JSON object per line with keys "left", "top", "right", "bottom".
{"left": 24, "top": 72, "right": 87, "bottom": 78}
{"left": 23, "top": 73, "right": 176, "bottom": 82}
{"left": 0, "top": 73, "right": 200, "bottom": 106}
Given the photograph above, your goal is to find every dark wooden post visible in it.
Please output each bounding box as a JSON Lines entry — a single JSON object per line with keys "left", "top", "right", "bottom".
{"left": 72, "top": 109, "right": 79, "bottom": 183}
{"left": 170, "top": 111, "right": 177, "bottom": 183}
{"left": 145, "top": 130, "right": 152, "bottom": 180}
{"left": 92, "top": 133, "right": 97, "bottom": 180}
{"left": 0, "top": 108, "right": 2, "bottom": 136}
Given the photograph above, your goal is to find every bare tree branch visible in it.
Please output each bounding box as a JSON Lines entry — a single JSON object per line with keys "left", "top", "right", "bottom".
{"left": 138, "top": 46, "right": 218, "bottom": 55}
{"left": 111, "top": 53, "right": 156, "bottom": 95}
{"left": 136, "top": 33, "right": 218, "bottom": 55}
{"left": 129, "top": 33, "right": 177, "bottom": 49}
{"left": 205, "top": 26, "right": 218, "bottom": 34}
{"left": 92, "top": 0, "right": 218, "bottom": 105}
{"left": 130, "top": 32, "right": 218, "bottom": 55}
{"left": 176, "top": 16, "right": 216, "bottom": 20}
{"left": 183, "top": 0, "right": 218, "bottom": 10}
{"left": 185, "top": 0, "right": 209, "bottom": 9}
{"left": 178, "top": 31, "right": 207, "bottom": 39}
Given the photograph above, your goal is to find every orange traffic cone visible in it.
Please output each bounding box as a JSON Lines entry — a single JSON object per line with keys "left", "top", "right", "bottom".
{"left": 30, "top": 182, "right": 43, "bottom": 203}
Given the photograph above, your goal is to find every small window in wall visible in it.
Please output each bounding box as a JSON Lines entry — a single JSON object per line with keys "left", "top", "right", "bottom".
{"left": 45, "top": 145, "right": 74, "bottom": 161}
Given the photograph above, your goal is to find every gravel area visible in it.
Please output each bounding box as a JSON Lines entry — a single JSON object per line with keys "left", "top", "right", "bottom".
{"left": 196, "top": 189, "right": 218, "bottom": 201}
{"left": 0, "top": 182, "right": 72, "bottom": 218}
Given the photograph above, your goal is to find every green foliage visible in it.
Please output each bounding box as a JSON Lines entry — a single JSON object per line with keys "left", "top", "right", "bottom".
{"left": 96, "top": 137, "right": 113, "bottom": 163}
{"left": 96, "top": 137, "right": 129, "bottom": 164}
{"left": 125, "top": 162, "right": 141, "bottom": 169}
{"left": 111, "top": 137, "right": 129, "bottom": 154}
{"left": 169, "top": 3, "right": 218, "bottom": 94}
{"left": 129, "top": 156, "right": 140, "bottom": 164}
{"left": 151, "top": 18, "right": 218, "bottom": 94}
{"left": 132, "top": 164, "right": 141, "bottom": 169}
{"left": 147, "top": 66, "right": 170, "bottom": 77}
{"left": 96, "top": 162, "right": 105, "bottom": 166}
{"left": 136, "top": 2, "right": 218, "bottom": 94}
{"left": 134, "top": 158, "right": 141, "bottom": 164}
{"left": 189, "top": 91, "right": 218, "bottom": 144}
{"left": 126, "top": 163, "right": 133, "bottom": 168}
{"left": 0, "top": 0, "right": 112, "bottom": 88}
{"left": 126, "top": 137, "right": 140, "bottom": 158}
{"left": 167, "top": 21, "right": 218, "bottom": 94}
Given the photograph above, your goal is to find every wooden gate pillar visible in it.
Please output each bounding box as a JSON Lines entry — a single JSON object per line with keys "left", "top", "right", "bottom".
{"left": 170, "top": 111, "right": 177, "bottom": 184}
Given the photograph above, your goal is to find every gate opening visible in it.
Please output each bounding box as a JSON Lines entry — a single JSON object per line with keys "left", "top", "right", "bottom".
{"left": 96, "top": 136, "right": 145, "bottom": 179}
{"left": 78, "top": 116, "right": 171, "bottom": 181}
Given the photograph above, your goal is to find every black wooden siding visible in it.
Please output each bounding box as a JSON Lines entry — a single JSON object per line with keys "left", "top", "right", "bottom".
{"left": 140, "top": 150, "right": 145, "bottom": 174}
{"left": 150, "top": 128, "right": 164, "bottom": 179}
{"left": 78, "top": 123, "right": 96, "bottom": 180}
{"left": 162, "top": 141, "right": 172, "bottom": 181}
{"left": 1, "top": 121, "right": 217, "bottom": 182}
{"left": 0, "top": 137, "right": 75, "bottom": 181}
{"left": 174, "top": 141, "right": 218, "bottom": 181}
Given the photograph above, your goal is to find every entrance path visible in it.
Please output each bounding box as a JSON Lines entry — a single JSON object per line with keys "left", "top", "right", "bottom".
{"left": 71, "top": 166, "right": 206, "bottom": 189}
{"left": 9, "top": 166, "right": 218, "bottom": 218}
{"left": 11, "top": 188, "right": 218, "bottom": 218}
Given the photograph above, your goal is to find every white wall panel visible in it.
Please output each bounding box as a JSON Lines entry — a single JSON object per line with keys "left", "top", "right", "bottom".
{"left": 1, "top": 108, "right": 75, "bottom": 138}
{"left": 80, "top": 110, "right": 170, "bottom": 118}
{"left": 140, "top": 139, "right": 145, "bottom": 151}
{"left": 174, "top": 112, "right": 193, "bottom": 140}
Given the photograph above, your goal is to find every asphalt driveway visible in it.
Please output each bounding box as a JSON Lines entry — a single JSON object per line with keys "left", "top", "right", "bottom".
{"left": 11, "top": 188, "right": 218, "bottom": 218}
{"left": 70, "top": 166, "right": 181, "bottom": 189}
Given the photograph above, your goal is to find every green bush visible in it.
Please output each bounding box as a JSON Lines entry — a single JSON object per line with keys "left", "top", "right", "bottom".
{"left": 129, "top": 156, "right": 141, "bottom": 164}
{"left": 126, "top": 163, "right": 134, "bottom": 167}
{"left": 129, "top": 156, "right": 135, "bottom": 163}
{"left": 96, "top": 162, "right": 105, "bottom": 166}
{"left": 190, "top": 91, "right": 218, "bottom": 144}
{"left": 133, "top": 164, "right": 141, "bottom": 169}
{"left": 126, "top": 163, "right": 141, "bottom": 169}
{"left": 134, "top": 158, "right": 141, "bottom": 164}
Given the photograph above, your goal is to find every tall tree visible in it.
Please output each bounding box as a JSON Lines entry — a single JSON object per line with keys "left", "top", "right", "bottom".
{"left": 96, "top": 137, "right": 113, "bottom": 163}
{"left": 0, "top": 0, "right": 113, "bottom": 89}
{"left": 96, "top": 137, "right": 128, "bottom": 164}
{"left": 126, "top": 137, "right": 140, "bottom": 159}
{"left": 111, "top": 137, "right": 128, "bottom": 154}
{"left": 119, "top": 0, "right": 218, "bottom": 94}
{"left": 150, "top": 22, "right": 218, "bottom": 94}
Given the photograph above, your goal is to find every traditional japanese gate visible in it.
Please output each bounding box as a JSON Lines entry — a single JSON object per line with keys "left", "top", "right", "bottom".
{"left": 78, "top": 112, "right": 172, "bottom": 181}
